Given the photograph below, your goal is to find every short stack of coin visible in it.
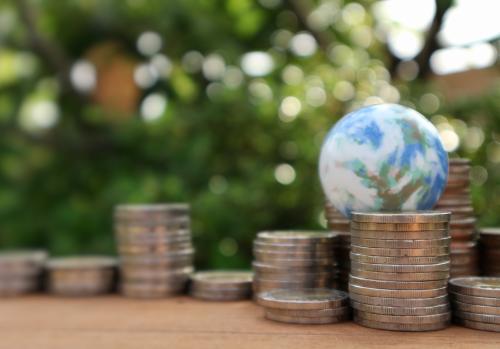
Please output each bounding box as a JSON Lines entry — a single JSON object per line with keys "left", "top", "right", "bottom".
{"left": 0, "top": 250, "right": 47, "bottom": 296}
{"left": 257, "top": 288, "right": 350, "bottom": 324}
{"left": 189, "top": 271, "right": 253, "bottom": 301}
{"left": 114, "top": 204, "right": 194, "bottom": 298}
{"left": 479, "top": 228, "right": 500, "bottom": 276}
{"left": 324, "top": 200, "right": 350, "bottom": 290}
{"left": 46, "top": 256, "right": 116, "bottom": 296}
{"left": 434, "top": 158, "right": 479, "bottom": 277}
{"left": 252, "top": 231, "right": 338, "bottom": 296}
{"left": 349, "top": 211, "right": 452, "bottom": 331}
{"left": 450, "top": 277, "right": 500, "bottom": 332}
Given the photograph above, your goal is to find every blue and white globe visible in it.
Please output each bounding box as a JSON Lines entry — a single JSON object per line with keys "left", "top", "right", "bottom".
{"left": 319, "top": 104, "right": 448, "bottom": 218}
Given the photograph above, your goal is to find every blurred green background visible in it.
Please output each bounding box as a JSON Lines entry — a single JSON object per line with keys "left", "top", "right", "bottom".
{"left": 0, "top": 0, "right": 499, "bottom": 268}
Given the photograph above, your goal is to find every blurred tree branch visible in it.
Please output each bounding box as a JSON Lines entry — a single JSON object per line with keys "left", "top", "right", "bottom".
{"left": 389, "top": 0, "right": 453, "bottom": 79}
{"left": 15, "top": 0, "right": 75, "bottom": 94}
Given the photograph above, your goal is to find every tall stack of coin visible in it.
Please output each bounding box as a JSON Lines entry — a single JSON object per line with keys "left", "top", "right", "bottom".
{"left": 114, "top": 204, "right": 194, "bottom": 298}
{"left": 479, "top": 228, "right": 500, "bottom": 276}
{"left": 324, "top": 200, "right": 350, "bottom": 290}
{"left": 450, "top": 277, "right": 500, "bottom": 332}
{"left": 189, "top": 271, "right": 253, "bottom": 301}
{"left": 0, "top": 250, "right": 47, "bottom": 296}
{"left": 349, "top": 211, "right": 452, "bottom": 331}
{"left": 434, "top": 158, "right": 479, "bottom": 277}
{"left": 257, "top": 288, "right": 350, "bottom": 324}
{"left": 252, "top": 231, "right": 338, "bottom": 296}
{"left": 46, "top": 256, "right": 117, "bottom": 296}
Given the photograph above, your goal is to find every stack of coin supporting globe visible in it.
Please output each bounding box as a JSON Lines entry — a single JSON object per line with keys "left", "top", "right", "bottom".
{"left": 114, "top": 204, "right": 194, "bottom": 298}
{"left": 349, "top": 211, "right": 452, "bottom": 331}
{"left": 434, "top": 158, "right": 479, "bottom": 277}
{"left": 0, "top": 251, "right": 47, "bottom": 296}
{"left": 478, "top": 228, "right": 500, "bottom": 276}
{"left": 324, "top": 200, "right": 350, "bottom": 290}
{"left": 46, "top": 256, "right": 117, "bottom": 296}
{"left": 257, "top": 288, "right": 350, "bottom": 324}
{"left": 252, "top": 231, "right": 338, "bottom": 296}
{"left": 189, "top": 271, "right": 253, "bottom": 301}
{"left": 449, "top": 277, "right": 500, "bottom": 332}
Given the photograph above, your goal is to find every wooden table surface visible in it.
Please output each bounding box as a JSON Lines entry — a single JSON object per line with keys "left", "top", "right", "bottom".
{"left": 0, "top": 296, "right": 498, "bottom": 349}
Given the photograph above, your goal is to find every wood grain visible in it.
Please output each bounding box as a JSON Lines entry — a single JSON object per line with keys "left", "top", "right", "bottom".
{"left": 0, "top": 296, "right": 497, "bottom": 349}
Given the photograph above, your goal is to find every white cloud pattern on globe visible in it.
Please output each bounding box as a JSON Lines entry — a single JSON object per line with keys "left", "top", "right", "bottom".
{"left": 319, "top": 104, "right": 448, "bottom": 218}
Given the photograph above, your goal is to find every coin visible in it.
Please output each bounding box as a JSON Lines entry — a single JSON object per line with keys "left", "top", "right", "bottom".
{"left": 350, "top": 268, "right": 450, "bottom": 281}
{"left": 265, "top": 310, "right": 350, "bottom": 324}
{"left": 253, "top": 249, "right": 335, "bottom": 260}
{"left": 47, "top": 257, "right": 117, "bottom": 269}
{"left": 350, "top": 229, "right": 448, "bottom": 240}
{"left": 121, "top": 266, "right": 193, "bottom": 280}
{"left": 349, "top": 275, "right": 448, "bottom": 290}
{"left": 256, "top": 231, "right": 337, "bottom": 244}
{"left": 254, "top": 255, "right": 335, "bottom": 267}
{"left": 252, "top": 261, "right": 334, "bottom": 274}
{"left": 257, "top": 288, "right": 349, "bottom": 310}
{"left": 351, "top": 301, "right": 449, "bottom": 316}
{"left": 254, "top": 278, "right": 333, "bottom": 290}
{"left": 254, "top": 271, "right": 333, "bottom": 283}
{"left": 351, "top": 211, "right": 450, "bottom": 224}
{"left": 354, "top": 316, "right": 449, "bottom": 332}
{"left": 353, "top": 310, "right": 450, "bottom": 324}
{"left": 190, "top": 271, "right": 253, "bottom": 289}
{"left": 349, "top": 293, "right": 449, "bottom": 307}
{"left": 454, "top": 310, "right": 500, "bottom": 324}
{"left": 118, "top": 243, "right": 193, "bottom": 255}
{"left": 350, "top": 260, "right": 450, "bottom": 273}
{"left": 350, "top": 237, "right": 450, "bottom": 249}
{"left": 349, "top": 284, "right": 447, "bottom": 298}
{"left": 351, "top": 245, "right": 449, "bottom": 257}
{"left": 350, "top": 222, "right": 448, "bottom": 231}
{"left": 449, "top": 277, "right": 500, "bottom": 298}
{"left": 350, "top": 253, "right": 449, "bottom": 265}
{"left": 453, "top": 317, "right": 500, "bottom": 332}
{"left": 265, "top": 307, "right": 350, "bottom": 318}
{"left": 190, "top": 290, "right": 251, "bottom": 301}
{"left": 453, "top": 300, "right": 500, "bottom": 315}
{"left": 253, "top": 241, "right": 334, "bottom": 252}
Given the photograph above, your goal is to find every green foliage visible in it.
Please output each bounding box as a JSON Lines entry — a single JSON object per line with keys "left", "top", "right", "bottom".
{"left": 0, "top": 0, "right": 499, "bottom": 269}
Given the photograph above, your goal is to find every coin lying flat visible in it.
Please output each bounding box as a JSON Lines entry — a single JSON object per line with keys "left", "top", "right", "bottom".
{"left": 256, "top": 231, "right": 337, "bottom": 244}
{"left": 253, "top": 241, "right": 334, "bottom": 252}
{"left": 353, "top": 310, "right": 451, "bottom": 324}
{"left": 449, "top": 277, "right": 500, "bottom": 298}
{"left": 453, "top": 317, "right": 500, "bottom": 332}
{"left": 350, "top": 229, "right": 449, "bottom": 240}
{"left": 265, "top": 307, "right": 350, "bottom": 318}
{"left": 350, "top": 253, "right": 449, "bottom": 265}
{"left": 350, "top": 260, "right": 450, "bottom": 273}
{"left": 351, "top": 301, "right": 449, "bottom": 316}
{"left": 349, "top": 284, "right": 448, "bottom": 298}
{"left": 351, "top": 245, "right": 449, "bottom": 257}
{"left": 190, "top": 271, "right": 253, "bottom": 289}
{"left": 257, "top": 288, "right": 349, "bottom": 310}
{"left": 349, "top": 275, "right": 448, "bottom": 290}
{"left": 265, "top": 310, "right": 350, "bottom": 324}
{"left": 351, "top": 237, "right": 450, "bottom": 249}
{"left": 453, "top": 300, "right": 500, "bottom": 315}
{"left": 350, "top": 222, "right": 448, "bottom": 231}
{"left": 351, "top": 211, "right": 450, "bottom": 224}
{"left": 454, "top": 310, "right": 500, "bottom": 324}
{"left": 253, "top": 249, "right": 335, "bottom": 259}
{"left": 354, "top": 316, "right": 449, "bottom": 332}
{"left": 350, "top": 268, "right": 450, "bottom": 281}
{"left": 349, "top": 293, "right": 449, "bottom": 307}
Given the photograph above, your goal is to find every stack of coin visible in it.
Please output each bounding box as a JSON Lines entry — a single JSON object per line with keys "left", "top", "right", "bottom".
{"left": 324, "top": 200, "right": 350, "bottom": 290}
{"left": 257, "top": 288, "right": 350, "bottom": 324}
{"left": 46, "top": 256, "right": 116, "bottom": 296}
{"left": 349, "top": 211, "right": 452, "bottom": 331}
{"left": 479, "top": 228, "right": 500, "bottom": 276}
{"left": 435, "top": 158, "right": 479, "bottom": 277}
{"left": 252, "top": 231, "right": 338, "bottom": 296}
{"left": 0, "top": 250, "right": 47, "bottom": 296}
{"left": 450, "top": 277, "right": 500, "bottom": 332}
{"left": 189, "top": 271, "right": 253, "bottom": 301}
{"left": 114, "top": 204, "right": 194, "bottom": 298}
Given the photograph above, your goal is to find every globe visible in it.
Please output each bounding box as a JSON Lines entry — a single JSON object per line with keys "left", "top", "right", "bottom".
{"left": 319, "top": 103, "right": 448, "bottom": 218}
